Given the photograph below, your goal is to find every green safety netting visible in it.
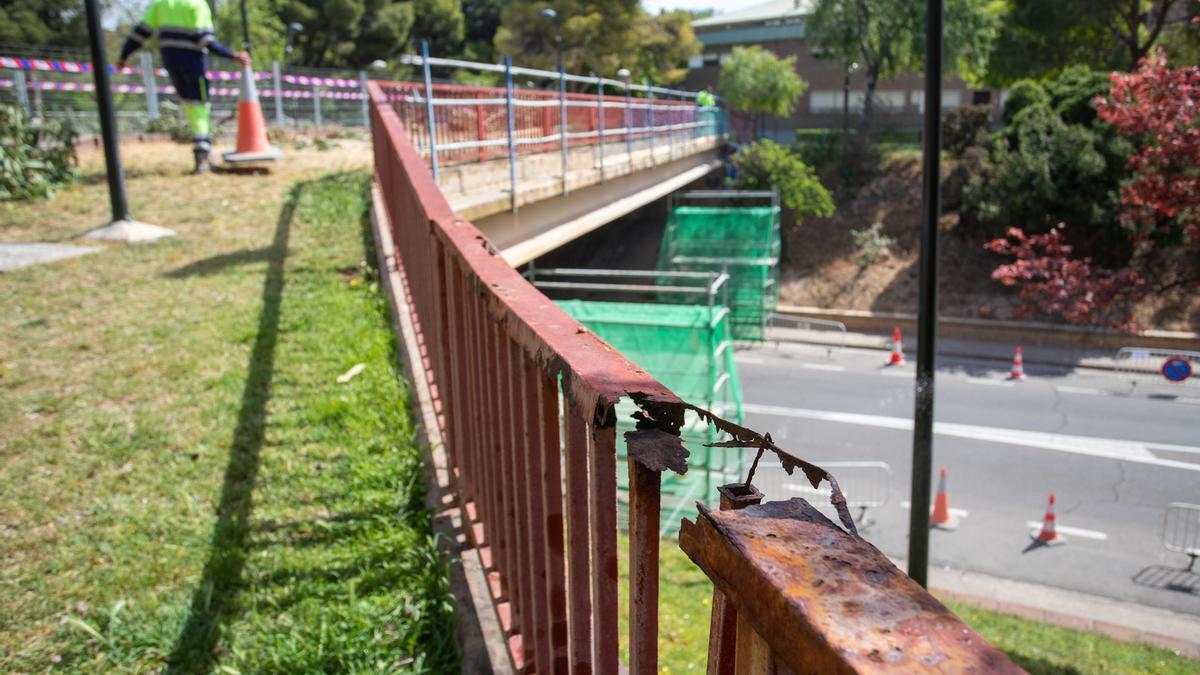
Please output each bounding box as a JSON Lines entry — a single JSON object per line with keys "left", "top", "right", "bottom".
{"left": 555, "top": 299, "right": 744, "bottom": 536}
{"left": 657, "top": 206, "right": 781, "bottom": 341}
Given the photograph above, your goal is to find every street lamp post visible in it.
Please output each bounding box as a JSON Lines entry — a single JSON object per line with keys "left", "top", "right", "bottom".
{"left": 907, "top": 0, "right": 944, "bottom": 590}
{"left": 284, "top": 23, "right": 304, "bottom": 67}
{"left": 842, "top": 61, "right": 858, "bottom": 135}
{"left": 79, "top": 0, "right": 174, "bottom": 242}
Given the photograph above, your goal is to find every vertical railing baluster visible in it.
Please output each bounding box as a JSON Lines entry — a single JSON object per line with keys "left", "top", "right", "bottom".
{"left": 628, "top": 454, "right": 663, "bottom": 675}
{"left": 646, "top": 81, "right": 656, "bottom": 168}
{"left": 588, "top": 423, "right": 619, "bottom": 675}
{"left": 540, "top": 372, "right": 570, "bottom": 672}
{"left": 563, "top": 394, "right": 593, "bottom": 674}
{"left": 498, "top": 331, "right": 525, "bottom": 665}
{"left": 624, "top": 82, "right": 633, "bottom": 171}
{"left": 522, "top": 355, "right": 552, "bottom": 672}
{"left": 509, "top": 339, "right": 537, "bottom": 668}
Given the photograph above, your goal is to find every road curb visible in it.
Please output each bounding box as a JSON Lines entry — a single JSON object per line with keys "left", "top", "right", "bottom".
{"left": 890, "top": 557, "right": 1200, "bottom": 659}
{"left": 778, "top": 305, "right": 1200, "bottom": 353}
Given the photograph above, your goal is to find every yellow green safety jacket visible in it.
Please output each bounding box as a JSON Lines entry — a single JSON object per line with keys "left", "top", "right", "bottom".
{"left": 119, "top": 0, "right": 236, "bottom": 73}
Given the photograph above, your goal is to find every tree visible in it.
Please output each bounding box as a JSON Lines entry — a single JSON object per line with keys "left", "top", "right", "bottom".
{"left": 733, "top": 140, "right": 835, "bottom": 221}
{"left": 0, "top": 0, "right": 88, "bottom": 46}
{"left": 278, "top": 0, "right": 416, "bottom": 69}
{"left": 807, "top": 0, "right": 998, "bottom": 135}
{"left": 413, "top": 0, "right": 465, "bottom": 57}
{"left": 492, "top": 1, "right": 701, "bottom": 83}
{"left": 985, "top": 0, "right": 1194, "bottom": 84}
{"left": 1096, "top": 49, "right": 1200, "bottom": 250}
{"left": 717, "top": 46, "right": 807, "bottom": 141}
{"left": 462, "top": 0, "right": 506, "bottom": 62}
{"left": 985, "top": 225, "right": 1145, "bottom": 330}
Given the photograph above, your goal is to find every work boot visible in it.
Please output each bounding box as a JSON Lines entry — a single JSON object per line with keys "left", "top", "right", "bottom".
{"left": 193, "top": 148, "right": 211, "bottom": 174}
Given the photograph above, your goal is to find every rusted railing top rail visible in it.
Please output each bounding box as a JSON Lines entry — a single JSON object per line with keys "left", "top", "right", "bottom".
{"left": 368, "top": 78, "right": 682, "bottom": 418}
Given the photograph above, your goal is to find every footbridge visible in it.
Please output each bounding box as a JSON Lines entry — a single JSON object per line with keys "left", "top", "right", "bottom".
{"left": 382, "top": 55, "right": 725, "bottom": 266}
{"left": 366, "top": 56, "right": 1014, "bottom": 674}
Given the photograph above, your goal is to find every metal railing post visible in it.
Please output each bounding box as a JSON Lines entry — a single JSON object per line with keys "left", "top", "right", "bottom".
{"left": 272, "top": 61, "right": 284, "bottom": 125}
{"left": 646, "top": 80, "right": 656, "bottom": 168}
{"left": 504, "top": 54, "right": 518, "bottom": 212}
{"left": 312, "top": 82, "right": 322, "bottom": 127}
{"left": 421, "top": 39, "right": 440, "bottom": 184}
{"left": 596, "top": 74, "right": 605, "bottom": 182}
{"left": 13, "top": 70, "right": 30, "bottom": 115}
{"left": 559, "top": 61, "right": 568, "bottom": 196}
{"left": 140, "top": 52, "right": 159, "bottom": 119}
{"left": 624, "top": 82, "right": 633, "bottom": 172}
{"left": 359, "top": 70, "right": 369, "bottom": 127}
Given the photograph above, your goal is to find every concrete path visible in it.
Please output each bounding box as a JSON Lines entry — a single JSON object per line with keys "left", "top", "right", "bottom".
{"left": 0, "top": 242, "right": 100, "bottom": 271}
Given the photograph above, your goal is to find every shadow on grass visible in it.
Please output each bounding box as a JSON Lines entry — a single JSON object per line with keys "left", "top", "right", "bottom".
{"left": 164, "top": 183, "right": 301, "bottom": 674}
{"left": 163, "top": 246, "right": 278, "bottom": 278}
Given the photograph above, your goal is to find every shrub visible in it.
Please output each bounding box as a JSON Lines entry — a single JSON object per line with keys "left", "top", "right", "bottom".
{"left": 850, "top": 221, "right": 895, "bottom": 268}
{"left": 1046, "top": 65, "right": 1110, "bottom": 126}
{"left": 942, "top": 104, "right": 992, "bottom": 157}
{"left": 0, "top": 103, "right": 77, "bottom": 201}
{"left": 144, "top": 100, "right": 192, "bottom": 142}
{"left": 732, "top": 139, "right": 834, "bottom": 221}
{"left": 1001, "top": 79, "right": 1048, "bottom": 125}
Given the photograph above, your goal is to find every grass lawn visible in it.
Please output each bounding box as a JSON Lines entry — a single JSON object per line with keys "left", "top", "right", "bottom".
{"left": 636, "top": 541, "right": 1197, "bottom": 675}
{"left": 1, "top": 141, "right": 457, "bottom": 671}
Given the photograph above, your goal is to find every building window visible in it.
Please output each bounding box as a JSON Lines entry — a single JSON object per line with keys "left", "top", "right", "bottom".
{"left": 809, "top": 90, "right": 841, "bottom": 113}
{"left": 688, "top": 55, "right": 703, "bottom": 69}
{"left": 912, "top": 90, "right": 963, "bottom": 112}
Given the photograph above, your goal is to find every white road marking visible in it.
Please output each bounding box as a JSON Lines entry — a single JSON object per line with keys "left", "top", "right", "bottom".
{"left": 1055, "top": 385, "right": 1110, "bottom": 396}
{"left": 1177, "top": 397, "right": 1200, "bottom": 405}
{"left": 966, "top": 377, "right": 1015, "bottom": 387}
{"left": 801, "top": 363, "right": 846, "bottom": 372}
{"left": 880, "top": 369, "right": 912, "bottom": 378}
{"left": 901, "top": 501, "right": 969, "bottom": 518}
{"left": 741, "top": 402, "right": 1200, "bottom": 472}
{"left": 1025, "top": 522, "right": 1108, "bottom": 540}
{"left": 734, "top": 355, "right": 765, "bottom": 364}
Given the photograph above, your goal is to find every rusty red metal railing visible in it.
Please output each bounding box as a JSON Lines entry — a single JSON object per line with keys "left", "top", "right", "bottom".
{"left": 369, "top": 79, "right": 688, "bottom": 674}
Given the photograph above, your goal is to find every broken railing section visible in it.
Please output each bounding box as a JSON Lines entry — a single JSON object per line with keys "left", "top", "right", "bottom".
{"left": 680, "top": 497, "right": 1024, "bottom": 673}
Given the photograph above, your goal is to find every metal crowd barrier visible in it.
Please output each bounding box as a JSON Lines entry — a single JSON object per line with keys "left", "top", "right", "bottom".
{"left": 765, "top": 313, "right": 848, "bottom": 357}
{"left": 751, "top": 460, "right": 892, "bottom": 525}
{"left": 1114, "top": 347, "right": 1200, "bottom": 391}
{"left": 1164, "top": 502, "right": 1200, "bottom": 571}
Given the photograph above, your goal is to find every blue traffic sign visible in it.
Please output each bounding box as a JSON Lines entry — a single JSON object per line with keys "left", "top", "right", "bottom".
{"left": 1161, "top": 357, "right": 1193, "bottom": 383}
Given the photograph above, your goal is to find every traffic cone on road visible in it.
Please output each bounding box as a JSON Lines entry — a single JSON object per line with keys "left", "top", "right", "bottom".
{"left": 1009, "top": 346, "right": 1028, "bottom": 381}
{"left": 931, "top": 467, "right": 958, "bottom": 530}
{"left": 223, "top": 62, "right": 282, "bottom": 164}
{"left": 1031, "top": 493, "right": 1065, "bottom": 545}
{"left": 887, "top": 327, "right": 905, "bottom": 366}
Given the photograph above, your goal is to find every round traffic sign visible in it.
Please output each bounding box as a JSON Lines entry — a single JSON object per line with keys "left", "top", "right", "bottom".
{"left": 1160, "top": 357, "right": 1193, "bottom": 383}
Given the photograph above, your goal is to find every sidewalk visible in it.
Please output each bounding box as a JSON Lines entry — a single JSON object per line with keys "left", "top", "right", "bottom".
{"left": 888, "top": 557, "right": 1200, "bottom": 658}
{"left": 763, "top": 325, "right": 1141, "bottom": 372}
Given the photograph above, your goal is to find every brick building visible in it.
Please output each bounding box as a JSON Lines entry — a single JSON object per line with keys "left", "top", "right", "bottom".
{"left": 684, "top": 0, "right": 980, "bottom": 139}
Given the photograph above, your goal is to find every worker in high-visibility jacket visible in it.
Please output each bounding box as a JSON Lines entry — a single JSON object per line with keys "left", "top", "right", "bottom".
{"left": 116, "top": 0, "right": 249, "bottom": 173}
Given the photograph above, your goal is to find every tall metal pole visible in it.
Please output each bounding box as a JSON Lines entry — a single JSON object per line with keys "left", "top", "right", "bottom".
{"left": 504, "top": 55, "right": 518, "bottom": 212}
{"left": 84, "top": 0, "right": 129, "bottom": 222}
{"left": 421, "top": 40, "right": 440, "bottom": 184}
{"left": 907, "top": 0, "right": 944, "bottom": 589}
{"left": 596, "top": 74, "right": 605, "bottom": 182}
{"left": 557, "top": 38, "right": 568, "bottom": 196}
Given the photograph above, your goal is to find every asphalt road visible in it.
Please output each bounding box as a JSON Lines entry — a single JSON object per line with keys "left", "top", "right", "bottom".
{"left": 730, "top": 341, "right": 1200, "bottom": 616}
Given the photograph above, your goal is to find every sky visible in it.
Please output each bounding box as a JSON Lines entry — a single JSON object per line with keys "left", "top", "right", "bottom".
{"left": 642, "top": 0, "right": 721, "bottom": 15}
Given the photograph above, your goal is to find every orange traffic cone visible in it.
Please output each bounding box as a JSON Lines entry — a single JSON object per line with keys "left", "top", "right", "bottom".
{"left": 931, "top": 467, "right": 958, "bottom": 530}
{"left": 887, "top": 327, "right": 905, "bottom": 366}
{"left": 223, "top": 62, "right": 281, "bottom": 164}
{"left": 1031, "top": 493, "right": 1065, "bottom": 545}
{"left": 1009, "top": 346, "right": 1027, "bottom": 381}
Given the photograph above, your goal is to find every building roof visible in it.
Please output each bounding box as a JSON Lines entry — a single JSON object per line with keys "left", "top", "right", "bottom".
{"left": 691, "top": 0, "right": 814, "bottom": 29}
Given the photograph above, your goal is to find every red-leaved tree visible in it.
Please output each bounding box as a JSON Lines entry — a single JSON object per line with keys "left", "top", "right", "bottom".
{"left": 1095, "top": 49, "right": 1200, "bottom": 248}
{"left": 985, "top": 225, "right": 1145, "bottom": 330}
{"left": 987, "top": 50, "right": 1198, "bottom": 329}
